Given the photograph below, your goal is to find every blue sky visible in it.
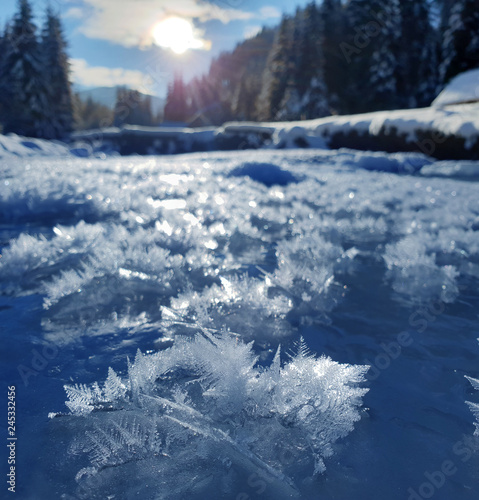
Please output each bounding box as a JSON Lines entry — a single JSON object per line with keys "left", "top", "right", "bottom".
{"left": 0, "top": 0, "right": 313, "bottom": 97}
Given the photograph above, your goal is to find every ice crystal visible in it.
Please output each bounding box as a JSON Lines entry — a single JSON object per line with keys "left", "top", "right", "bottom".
{"left": 466, "top": 374, "right": 479, "bottom": 436}
{"left": 56, "top": 333, "right": 368, "bottom": 496}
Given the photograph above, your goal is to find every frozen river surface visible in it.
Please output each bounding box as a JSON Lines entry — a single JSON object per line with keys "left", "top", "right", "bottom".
{"left": 1, "top": 148, "right": 479, "bottom": 499}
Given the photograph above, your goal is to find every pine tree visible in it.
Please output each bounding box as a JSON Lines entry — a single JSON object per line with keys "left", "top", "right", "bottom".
{"left": 164, "top": 74, "right": 189, "bottom": 123}
{"left": 228, "top": 27, "right": 275, "bottom": 121}
{"left": 140, "top": 95, "right": 154, "bottom": 126}
{"left": 186, "top": 75, "right": 227, "bottom": 126}
{"left": 178, "top": 27, "right": 274, "bottom": 125}
{"left": 341, "top": 0, "right": 376, "bottom": 113}
{"left": 2, "top": 0, "right": 49, "bottom": 137}
{"left": 40, "top": 7, "right": 74, "bottom": 139}
{"left": 0, "top": 24, "right": 11, "bottom": 130}
{"left": 440, "top": 0, "right": 479, "bottom": 84}
{"left": 114, "top": 87, "right": 134, "bottom": 127}
{"left": 114, "top": 89, "right": 154, "bottom": 127}
{"left": 257, "top": 15, "right": 293, "bottom": 120}
{"left": 396, "top": 0, "right": 439, "bottom": 108}
{"left": 0, "top": 26, "right": 7, "bottom": 81}
{"left": 74, "top": 95, "right": 113, "bottom": 131}
{"left": 187, "top": 76, "right": 213, "bottom": 125}
{"left": 320, "top": 0, "right": 347, "bottom": 113}
{"left": 276, "top": 80, "right": 302, "bottom": 121}
{"left": 367, "top": 0, "right": 402, "bottom": 111}
{"left": 297, "top": 2, "right": 329, "bottom": 119}
{"left": 342, "top": 0, "right": 401, "bottom": 112}
{"left": 259, "top": 4, "right": 330, "bottom": 121}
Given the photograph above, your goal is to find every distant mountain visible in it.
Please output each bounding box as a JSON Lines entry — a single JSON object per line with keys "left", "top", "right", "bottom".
{"left": 77, "top": 86, "right": 165, "bottom": 116}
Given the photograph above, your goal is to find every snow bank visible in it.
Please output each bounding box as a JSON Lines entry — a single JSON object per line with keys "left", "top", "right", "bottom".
{"left": 3, "top": 100, "right": 479, "bottom": 163}
{"left": 68, "top": 99, "right": 479, "bottom": 160}
{"left": 0, "top": 133, "right": 70, "bottom": 158}
{"left": 432, "top": 69, "right": 479, "bottom": 107}
{"left": 271, "top": 125, "right": 327, "bottom": 149}
{"left": 71, "top": 125, "right": 217, "bottom": 156}
{"left": 420, "top": 160, "right": 479, "bottom": 180}
{"left": 222, "top": 101, "right": 479, "bottom": 159}
{"left": 343, "top": 150, "right": 432, "bottom": 173}
{"left": 314, "top": 104, "right": 479, "bottom": 148}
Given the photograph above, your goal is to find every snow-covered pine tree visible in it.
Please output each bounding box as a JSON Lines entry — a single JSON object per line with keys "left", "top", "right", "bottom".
{"left": 276, "top": 80, "right": 302, "bottom": 121}
{"left": 237, "top": 28, "right": 276, "bottom": 121}
{"left": 257, "top": 15, "right": 293, "bottom": 121}
{"left": 276, "top": 7, "right": 305, "bottom": 121}
{"left": 396, "top": 0, "right": 439, "bottom": 108}
{"left": 341, "top": 0, "right": 402, "bottom": 112}
{"left": 0, "top": 26, "right": 6, "bottom": 78}
{"left": 0, "top": 24, "right": 11, "bottom": 130}
{"left": 341, "top": 0, "right": 377, "bottom": 113}
{"left": 39, "top": 7, "right": 74, "bottom": 139}
{"left": 320, "top": 0, "right": 347, "bottom": 114}
{"left": 360, "top": 0, "right": 401, "bottom": 111}
{"left": 2, "top": 0, "right": 49, "bottom": 137}
{"left": 440, "top": 0, "right": 479, "bottom": 84}
{"left": 260, "top": 3, "right": 329, "bottom": 121}
{"left": 297, "top": 1, "right": 329, "bottom": 119}
{"left": 438, "top": 0, "right": 455, "bottom": 29}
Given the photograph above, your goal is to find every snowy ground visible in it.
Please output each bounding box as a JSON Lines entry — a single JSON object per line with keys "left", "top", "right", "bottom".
{"left": 432, "top": 69, "right": 479, "bottom": 107}
{"left": 0, "top": 133, "right": 71, "bottom": 158}
{"left": 221, "top": 101, "right": 479, "bottom": 155}
{"left": 69, "top": 100, "right": 479, "bottom": 159}
{"left": 1, "top": 148, "right": 479, "bottom": 499}
{"left": 71, "top": 103, "right": 479, "bottom": 159}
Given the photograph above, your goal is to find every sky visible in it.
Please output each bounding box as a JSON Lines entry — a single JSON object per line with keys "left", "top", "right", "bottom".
{"left": 0, "top": 0, "right": 313, "bottom": 97}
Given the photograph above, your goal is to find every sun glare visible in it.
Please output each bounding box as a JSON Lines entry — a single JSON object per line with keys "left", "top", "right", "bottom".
{"left": 152, "top": 17, "right": 204, "bottom": 55}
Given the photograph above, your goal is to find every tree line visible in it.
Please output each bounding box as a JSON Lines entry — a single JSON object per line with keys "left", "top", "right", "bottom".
{"left": 74, "top": 89, "right": 162, "bottom": 131}
{"left": 165, "top": 0, "right": 479, "bottom": 125}
{"left": 0, "top": 1, "right": 160, "bottom": 138}
{"left": 2, "top": 0, "right": 478, "bottom": 137}
{"left": 0, "top": 0, "right": 74, "bottom": 139}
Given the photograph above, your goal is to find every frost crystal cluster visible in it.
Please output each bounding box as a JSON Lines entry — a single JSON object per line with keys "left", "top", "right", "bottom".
{"left": 466, "top": 342, "right": 479, "bottom": 436}
{"left": 59, "top": 332, "right": 368, "bottom": 497}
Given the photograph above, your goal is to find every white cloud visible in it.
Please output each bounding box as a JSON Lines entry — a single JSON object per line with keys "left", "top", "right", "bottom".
{"left": 71, "top": 59, "right": 153, "bottom": 92}
{"left": 258, "top": 6, "right": 281, "bottom": 19}
{"left": 64, "top": 7, "right": 84, "bottom": 20}
{"left": 66, "top": 0, "right": 253, "bottom": 49}
{"left": 244, "top": 25, "right": 261, "bottom": 39}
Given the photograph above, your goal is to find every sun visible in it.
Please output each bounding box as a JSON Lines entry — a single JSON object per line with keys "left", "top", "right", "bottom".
{"left": 152, "top": 17, "right": 204, "bottom": 55}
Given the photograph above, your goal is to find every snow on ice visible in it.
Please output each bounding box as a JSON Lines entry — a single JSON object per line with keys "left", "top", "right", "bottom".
{"left": 1, "top": 146, "right": 479, "bottom": 499}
